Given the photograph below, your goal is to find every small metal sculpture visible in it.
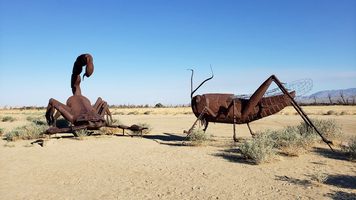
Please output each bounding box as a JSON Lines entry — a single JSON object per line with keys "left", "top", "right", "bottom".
{"left": 45, "top": 54, "right": 145, "bottom": 136}
{"left": 186, "top": 69, "right": 333, "bottom": 150}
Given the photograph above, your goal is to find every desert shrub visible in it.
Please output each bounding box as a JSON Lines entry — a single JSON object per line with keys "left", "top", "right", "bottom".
{"left": 266, "top": 127, "right": 314, "bottom": 156}
{"left": 340, "top": 111, "right": 347, "bottom": 115}
{"left": 73, "top": 129, "right": 89, "bottom": 139}
{"left": 1, "top": 116, "right": 16, "bottom": 122}
{"left": 310, "top": 170, "right": 328, "bottom": 183}
{"left": 239, "top": 134, "right": 276, "bottom": 164}
{"left": 187, "top": 129, "right": 209, "bottom": 145}
{"left": 4, "top": 124, "right": 47, "bottom": 141}
{"left": 26, "top": 116, "right": 47, "bottom": 126}
{"left": 127, "top": 111, "right": 139, "bottom": 115}
{"left": 325, "top": 110, "right": 336, "bottom": 115}
{"left": 0, "top": 127, "right": 3, "bottom": 136}
{"left": 112, "top": 111, "right": 125, "bottom": 115}
{"left": 143, "top": 111, "right": 152, "bottom": 115}
{"left": 342, "top": 136, "right": 356, "bottom": 160}
{"left": 297, "top": 119, "right": 342, "bottom": 140}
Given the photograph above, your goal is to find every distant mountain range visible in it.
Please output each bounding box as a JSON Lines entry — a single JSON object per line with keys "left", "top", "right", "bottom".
{"left": 297, "top": 88, "right": 356, "bottom": 104}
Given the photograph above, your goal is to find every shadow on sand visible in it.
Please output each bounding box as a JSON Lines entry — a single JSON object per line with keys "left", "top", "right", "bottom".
{"left": 312, "top": 147, "right": 350, "bottom": 161}
{"left": 324, "top": 174, "right": 356, "bottom": 189}
{"left": 143, "top": 133, "right": 188, "bottom": 146}
{"left": 212, "top": 148, "right": 255, "bottom": 165}
{"left": 325, "top": 190, "right": 356, "bottom": 200}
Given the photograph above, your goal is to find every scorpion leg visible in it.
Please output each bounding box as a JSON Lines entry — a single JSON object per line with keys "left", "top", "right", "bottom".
{"left": 93, "top": 97, "right": 113, "bottom": 125}
{"left": 45, "top": 98, "right": 74, "bottom": 126}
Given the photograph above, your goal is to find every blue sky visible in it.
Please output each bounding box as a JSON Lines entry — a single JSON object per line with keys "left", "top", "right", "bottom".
{"left": 0, "top": 0, "right": 355, "bottom": 107}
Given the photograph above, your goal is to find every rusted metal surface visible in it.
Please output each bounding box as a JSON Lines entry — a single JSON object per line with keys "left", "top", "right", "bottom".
{"left": 186, "top": 71, "right": 333, "bottom": 150}
{"left": 44, "top": 54, "right": 143, "bottom": 136}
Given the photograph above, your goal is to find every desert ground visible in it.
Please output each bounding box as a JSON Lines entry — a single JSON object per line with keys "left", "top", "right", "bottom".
{"left": 0, "top": 106, "right": 355, "bottom": 200}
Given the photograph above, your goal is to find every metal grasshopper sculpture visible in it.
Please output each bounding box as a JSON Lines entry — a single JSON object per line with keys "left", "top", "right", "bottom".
{"left": 186, "top": 69, "right": 333, "bottom": 150}
{"left": 45, "top": 54, "right": 146, "bottom": 136}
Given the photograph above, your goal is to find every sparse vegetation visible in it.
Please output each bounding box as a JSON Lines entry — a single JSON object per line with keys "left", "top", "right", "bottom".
{"left": 4, "top": 123, "right": 47, "bottom": 141}
{"left": 127, "top": 111, "right": 139, "bottom": 115}
{"left": 297, "top": 119, "right": 342, "bottom": 140}
{"left": 187, "top": 129, "right": 209, "bottom": 145}
{"left": 26, "top": 116, "right": 47, "bottom": 125}
{"left": 310, "top": 170, "right": 328, "bottom": 183}
{"left": 239, "top": 134, "right": 276, "bottom": 164}
{"left": 241, "top": 119, "right": 343, "bottom": 161}
{"left": 342, "top": 136, "right": 356, "bottom": 160}
{"left": 73, "top": 129, "right": 89, "bottom": 139}
{"left": 143, "top": 111, "right": 152, "bottom": 115}
{"left": 325, "top": 110, "right": 336, "bottom": 115}
{"left": 266, "top": 126, "right": 314, "bottom": 156}
{"left": 0, "top": 127, "right": 3, "bottom": 136}
{"left": 1, "top": 116, "right": 16, "bottom": 122}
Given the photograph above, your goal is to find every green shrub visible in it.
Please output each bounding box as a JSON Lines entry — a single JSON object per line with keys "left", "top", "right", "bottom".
{"left": 187, "top": 129, "right": 209, "bottom": 145}
{"left": 239, "top": 134, "right": 276, "bottom": 164}
{"left": 1, "top": 116, "right": 16, "bottom": 122}
{"left": 4, "top": 124, "right": 47, "bottom": 141}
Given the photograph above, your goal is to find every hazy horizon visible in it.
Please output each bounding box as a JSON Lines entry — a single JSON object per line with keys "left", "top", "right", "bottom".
{"left": 1, "top": 0, "right": 355, "bottom": 107}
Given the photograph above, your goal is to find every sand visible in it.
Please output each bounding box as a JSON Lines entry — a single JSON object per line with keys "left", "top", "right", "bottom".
{"left": 0, "top": 106, "right": 355, "bottom": 199}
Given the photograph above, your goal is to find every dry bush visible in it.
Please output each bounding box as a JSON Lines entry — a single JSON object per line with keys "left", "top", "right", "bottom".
{"left": 239, "top": 134, "right": 276, "bottom": 164}
{"left": 143, "top": 111, "right": 152, "bottom": 115}
{"left": 342, "top": 136, "right": 356, "bottom": 160}
{"left": 266, "top": 127, "right": 313, "bottom": 156}
{"left": 1, "top": 116, "right": 16, "bottom": 122}
{"left": 325, "top": 110, "right": 337, "bottom": 115}
{"left": 26, "top": 116, "right": 47, "bottom": 126}
{"left": 187, "top": 129, "right": 210, "bottom": 145}
{"left": 4, "top": 124, "right": 47, "bottom": 141}
{"left": 73, "top": 129, "right": 89, "bottom": 140}
{"left": 310, "top": 170, "right": 328, "bottom": 183}
{"left": 127, "top": 111, "right": 139, "bottom": 115}
{"left": 298, "top": 119, "right": 342, "bottom": 141}
{"left": 0, "top": 127, "right": 3, "bottom": 136}
{"left": 112, "top": 111, "right": 125, "bottom": 115}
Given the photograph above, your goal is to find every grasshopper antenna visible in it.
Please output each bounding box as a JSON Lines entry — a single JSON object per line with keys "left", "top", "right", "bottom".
{"left": 190, "top": 66, "right": 214, "bottom": 99}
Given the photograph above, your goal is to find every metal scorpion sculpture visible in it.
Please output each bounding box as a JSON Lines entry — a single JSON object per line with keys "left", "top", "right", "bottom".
{"left": 45, "top": 54, "right": 146, "bottom": 136}
{"left": 185, "top": 69, "right": 333, "bottom": 150}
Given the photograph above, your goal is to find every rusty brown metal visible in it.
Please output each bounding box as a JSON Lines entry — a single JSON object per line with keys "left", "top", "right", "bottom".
{"left": 186, "top": 71, "right": 333, "bottom": 150}
{"left": 44, "top": 54, "right": 143, "bottom": 137}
